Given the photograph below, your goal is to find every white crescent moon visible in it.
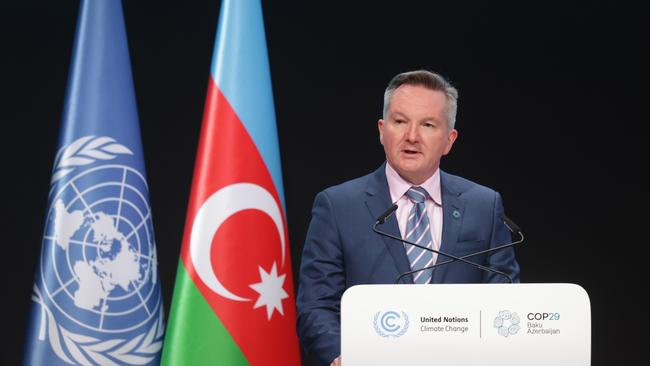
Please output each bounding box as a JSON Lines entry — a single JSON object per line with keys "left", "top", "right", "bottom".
{"left": 189, "top": 183, "right": 286, "bottom": 302}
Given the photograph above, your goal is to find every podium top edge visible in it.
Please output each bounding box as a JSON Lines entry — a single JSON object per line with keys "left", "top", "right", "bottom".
{"left": 341, "top": 283, "right": 590, "bottom": 305}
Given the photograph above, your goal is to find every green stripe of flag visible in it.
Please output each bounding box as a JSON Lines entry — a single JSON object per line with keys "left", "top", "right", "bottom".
{"left": 161, "top": 261, "right": 249, "bottom": 365}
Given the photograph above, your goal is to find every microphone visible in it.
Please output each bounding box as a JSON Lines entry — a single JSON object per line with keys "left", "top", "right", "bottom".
{"left": 502, "top": 214, "right": 522, "bottom": 234}
{"left": 375, "top": 203, "right": 398, "bottom": 225}
{"left": 372, "top": 208, "right": 517, "bottom": 283}
{"left": 391, "top": 213, "right": 524, "bottom": 284}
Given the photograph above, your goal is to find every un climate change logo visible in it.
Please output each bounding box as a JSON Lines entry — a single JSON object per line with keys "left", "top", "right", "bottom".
{"left": 32, "top": 136, "right": 164, "bottom": 365}
{"left": 373, "top": 310, "right": 409, "bottom": 338}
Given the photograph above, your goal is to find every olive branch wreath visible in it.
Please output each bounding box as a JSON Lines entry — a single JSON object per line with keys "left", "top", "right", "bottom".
{"left": 51, "top": 136, "right": 133, "bottom": 184}
{"left": 32, "top": 285, "right": 164, "bottom": 365}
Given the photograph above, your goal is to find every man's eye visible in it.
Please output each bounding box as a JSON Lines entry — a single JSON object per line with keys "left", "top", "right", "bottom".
{"left": 395, "top": 119, "right": 405, "bottom": 124}
{"left": 424, "top": 123, "right": 435, "bottom": 128}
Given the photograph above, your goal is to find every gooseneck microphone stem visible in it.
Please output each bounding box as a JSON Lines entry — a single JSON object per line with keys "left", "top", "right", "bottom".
{"left": 372, "top": 219, "right": 515, "bottom": 284}
{"left": 394, "top": 231, "right": 523, "bottom": 284}
{"left": 390, "top": 213, "right": 524, "bottom": 284}
{"left": 424, "top": 230, "right": 524, "bottom": 273}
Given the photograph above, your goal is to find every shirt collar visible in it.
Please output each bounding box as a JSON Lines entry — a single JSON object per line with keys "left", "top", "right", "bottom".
{"left": 385, "top": 162, "right": 442, "bottom": 206}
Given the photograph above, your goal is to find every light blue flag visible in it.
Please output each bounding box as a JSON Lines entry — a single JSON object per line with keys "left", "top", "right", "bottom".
{"left": 23, "top": 1, "right": 164, "bottom": 365}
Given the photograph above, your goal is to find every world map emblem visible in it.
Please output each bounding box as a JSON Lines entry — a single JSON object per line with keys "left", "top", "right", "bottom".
{"left": 31, "top": 136, "right": 164, "bottom": 365}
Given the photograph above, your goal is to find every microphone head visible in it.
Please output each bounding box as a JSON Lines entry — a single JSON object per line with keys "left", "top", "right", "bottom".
{"left": 500, "top": 213, "right": 522, "bottom": 233}
{"left": 376, "top": 204, "right": 398, "bottom": 225}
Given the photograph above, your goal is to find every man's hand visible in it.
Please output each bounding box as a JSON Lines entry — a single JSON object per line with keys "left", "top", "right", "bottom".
{"left": 330, "top": 356, "right": 341, "bottom": 366}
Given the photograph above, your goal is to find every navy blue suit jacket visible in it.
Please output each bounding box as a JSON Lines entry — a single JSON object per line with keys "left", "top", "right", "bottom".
{"left": 296, "top": 163, "right": 520, "bottom": 365}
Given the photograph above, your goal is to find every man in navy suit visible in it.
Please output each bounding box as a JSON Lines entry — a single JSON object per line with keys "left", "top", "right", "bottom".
{"left": 296, "top": 70, "right": 520, "bottom": 366}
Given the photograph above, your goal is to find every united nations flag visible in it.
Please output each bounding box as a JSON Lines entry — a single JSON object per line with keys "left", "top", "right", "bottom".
{"left": 23, "top": 1, "right": 164, "bottom": 365}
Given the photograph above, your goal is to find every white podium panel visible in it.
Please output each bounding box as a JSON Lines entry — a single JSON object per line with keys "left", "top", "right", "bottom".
{"left": 341, "top": 284, "right": 590, "bottom": 366}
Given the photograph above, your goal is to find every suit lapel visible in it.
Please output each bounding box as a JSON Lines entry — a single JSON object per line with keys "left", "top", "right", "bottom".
{"left": 432, "top": 171, "right": 466, "bottom": 283}
{"left": 365, "top": 164, "right": 414, "bottom": 284}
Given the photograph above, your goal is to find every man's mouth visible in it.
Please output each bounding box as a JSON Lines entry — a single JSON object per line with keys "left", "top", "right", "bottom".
{"left": 403, "top": 149, "right": 420, "bottom": 155}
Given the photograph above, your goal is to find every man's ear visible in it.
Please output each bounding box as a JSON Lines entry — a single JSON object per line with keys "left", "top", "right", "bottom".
{"left": 378, "top": 119, "right": 384, "bottom": 145}
{"left": 443, "top": 128, "right": 458, "bottom": 155}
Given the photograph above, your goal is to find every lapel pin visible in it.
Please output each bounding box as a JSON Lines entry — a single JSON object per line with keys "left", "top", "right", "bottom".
{"left": 452, "top": 209, "right": 461, "bottom": 219}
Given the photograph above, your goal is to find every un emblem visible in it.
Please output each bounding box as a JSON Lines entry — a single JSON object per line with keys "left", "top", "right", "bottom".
{"left": 31, "top": 136, "right": 164, "bottom": 365}
{"left": 373, "top": 310, "right": 409, "bottom": 338}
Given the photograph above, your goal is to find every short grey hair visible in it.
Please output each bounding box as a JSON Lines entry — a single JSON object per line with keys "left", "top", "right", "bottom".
{"left": 382, "top": 70, "right": 459, "bottom": 129}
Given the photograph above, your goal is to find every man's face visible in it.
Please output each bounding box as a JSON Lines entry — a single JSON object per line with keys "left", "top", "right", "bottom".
{"left": 378, "top": 84, "right": 458, "bottom": 185}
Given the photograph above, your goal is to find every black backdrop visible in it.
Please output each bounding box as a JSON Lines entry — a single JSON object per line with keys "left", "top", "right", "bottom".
{"left": 2, "top": 1, "right": 648, "bottom": 365}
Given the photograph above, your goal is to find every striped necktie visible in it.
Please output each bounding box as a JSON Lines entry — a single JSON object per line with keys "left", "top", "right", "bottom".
{"left": 404, "top": 186, "right": 434, "bottom": 284}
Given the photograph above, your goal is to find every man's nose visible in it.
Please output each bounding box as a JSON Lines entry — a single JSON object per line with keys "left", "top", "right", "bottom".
{"left": 405, "top": 123, "right": 419, "bottom": 142}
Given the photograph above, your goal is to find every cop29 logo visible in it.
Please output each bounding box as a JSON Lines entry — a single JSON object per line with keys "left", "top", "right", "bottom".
{"left": 494, "top": 310, "right": 521, "bottom": 337}
{"left": 373, "top": 310, "right": 409, "bottom": 338}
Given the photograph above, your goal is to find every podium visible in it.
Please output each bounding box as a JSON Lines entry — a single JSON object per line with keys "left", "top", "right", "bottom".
{"left": 341, "top": 284, "right": 590, "bottom": 365}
